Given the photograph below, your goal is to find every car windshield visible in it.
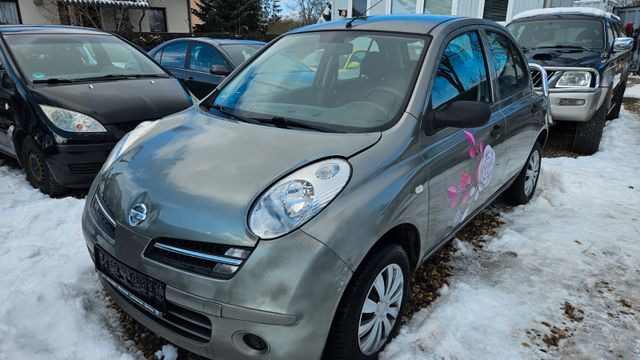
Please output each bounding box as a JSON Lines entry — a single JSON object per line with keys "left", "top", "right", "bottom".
{"left": 4, "top": 34, "right": 167, "bottom": 83}
{"left": 220, "top": 44, "right": 262, "bottom": 65}
{"left": 206, "top": 31, "right": 427, "bottom": 133}
{"left": 507, "top": 19, "right": 605, "bottom": 50}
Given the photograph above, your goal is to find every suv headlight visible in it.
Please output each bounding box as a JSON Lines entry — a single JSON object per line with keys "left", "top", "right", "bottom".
{"left": 248, "top": 158, "right": 351, "bottom": 239}
{"left": 40, "top": 105, "right": 107, "bottom": 132}
{"left": 556, "top": 71, "right": 592, "bottom": 88}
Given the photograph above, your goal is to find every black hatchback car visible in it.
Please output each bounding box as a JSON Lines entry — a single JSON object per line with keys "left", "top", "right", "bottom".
{"left": 0, "top": 25, "right": 193, "bottom": 195}
{"left": 149, "top": 38, "right": 264, "bottom": 99}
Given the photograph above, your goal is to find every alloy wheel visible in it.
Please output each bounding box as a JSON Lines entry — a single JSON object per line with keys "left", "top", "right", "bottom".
{"left": 524, "top": 150, "right": 540, "bottom": 197}
{"left": 358, "top": 263, "right": 404, "bottom": 355}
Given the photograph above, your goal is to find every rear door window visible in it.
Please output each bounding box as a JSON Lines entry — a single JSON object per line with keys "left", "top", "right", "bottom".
{"left": 486, "top": 31, "right": 528, "bottom": 99}
{"left": 430, "top": 31, "right": 491, "bottom": 110}
{"left": 160, "top": 42, "right": 188, "bottom": 68}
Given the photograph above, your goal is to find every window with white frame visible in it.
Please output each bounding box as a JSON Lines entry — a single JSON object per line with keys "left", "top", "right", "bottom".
{"left": 0, "top": 0, "right": 20, "bottom": 24}
{"left": 424, "top": 0, "right": 452, "bottom": 15}
{"left": 391, "top": 0, "right": 417, "bottom": 14}
{"left": 352, "top": 0, "right": 368, "bottom": 17}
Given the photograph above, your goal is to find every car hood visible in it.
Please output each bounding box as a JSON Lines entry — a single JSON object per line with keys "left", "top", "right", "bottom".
{"left": 97, "top": 107, "right": 381, "bottom": 247}
{"left": 526, "top": 49, "right": 606, "bottom": 69}
{"left": 29, "top": 77, "right": 193, "bottom": 125}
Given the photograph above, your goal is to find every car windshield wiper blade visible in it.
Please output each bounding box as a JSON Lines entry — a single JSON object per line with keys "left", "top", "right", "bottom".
{"left": 537, "top": 45, "right": 592, "bottom": 51}
{"left": 75, "top": 73, "right": 168, "bottom": 82}
{"left": 32, "top": 78, "right": 75, "bottom": 84}
{"left": 255, "top": 116, "right": 336, "bottom": 133}
{"left": 210, "top": 104, "right": 261, "bottom": 125}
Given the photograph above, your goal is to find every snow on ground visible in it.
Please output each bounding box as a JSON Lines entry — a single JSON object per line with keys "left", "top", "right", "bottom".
{"left": 0, "top": 165, "right": 138, "bottom": 359}
{"left": 383, "top": 107, "right": 640, "bottom": 359}
{"left": 624, "top": 83, "right": 640, "bottom": 99}
{"left": 1, "top": 104, "right": 639, "bottom": 360}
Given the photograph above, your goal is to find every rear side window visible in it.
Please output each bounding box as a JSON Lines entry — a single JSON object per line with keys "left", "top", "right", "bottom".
{"left": 160, "top": 42, "right": 188, "bottom": 68}
{"left": 430, "top": 31, "right": 491, "bottom": 110}
{"left": 189, "top": 44, "right": 227, "bottom": 72}
{"left": 486, "top": 31, "right": 528, "bottom": 99}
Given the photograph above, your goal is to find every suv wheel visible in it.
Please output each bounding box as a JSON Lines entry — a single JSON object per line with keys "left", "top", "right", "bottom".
{"left": 21, "top": 137, "right": 67, "bottom": 197}
{"left": 324, "top": 244, "right": 410, "bottom": 359}
{"left": 504, "top": 142, "right": 542, "bottom": 205}
{"left": 571, "top": 101, "right": 607, "bottom": 155}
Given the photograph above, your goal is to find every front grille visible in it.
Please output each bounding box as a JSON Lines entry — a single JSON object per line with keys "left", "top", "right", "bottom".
{"left": 144, "top": 238, "right": 252, "bottom": 279}
{"left": 531, "top": 68, "right": 557, "bottom": 88}
{"left": 91, "top": 195, "right": 115, "bottom": 238}
{"left": 68, "top": 162, "right": 103, "bottom": 175}
{"left": 113, "top": 120, "right": 142, "bottom": 133}
{"left": 104, "top": 274, "right": 212, "bottom": 342}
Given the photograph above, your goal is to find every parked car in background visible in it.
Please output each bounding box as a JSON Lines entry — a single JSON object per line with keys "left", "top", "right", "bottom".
{"left": 83, "top": 15, "right": 548, "bottom": 360}
{"left": 507, "top": 7, "right": 633, "bottom": 155}
{"left": 0, "top": 25, "right": 193, "bottom": 196}
{"left": 149, "top": 38, "right": 265, "bottom": 99}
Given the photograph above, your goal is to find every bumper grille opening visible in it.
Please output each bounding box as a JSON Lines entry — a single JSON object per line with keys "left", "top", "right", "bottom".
{"left": 91, "top": 196, "right": 115, "bottom": 238}
{"left": 68, "top": 162, "right": 103, "bottom": 175}
{"left": 531, "top": 68, "right": 557, "bottom": 88}
{"left": 106, "top": 277, "right": 212, "bottom": 342}
{"left": 144, "top": 238, "right": 252, "bottom": 279}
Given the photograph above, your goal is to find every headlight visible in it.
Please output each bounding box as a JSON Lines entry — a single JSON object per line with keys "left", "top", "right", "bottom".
{"left": 248, "top": 158, "right": 351, "bottom": 239}
{"left": 40, "top": 105, "right": 107, "bottom": 132}
{"left": 556, "top": 71, "right": 592, "bottom": 88}
{"left": 102, "top": 120, "right": 157, "bottom": 170}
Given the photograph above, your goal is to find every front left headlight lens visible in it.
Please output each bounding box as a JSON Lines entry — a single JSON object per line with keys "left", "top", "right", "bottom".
{"left": 40, "top": 105, "right": 107, "bottom": 132}
{"left": 556, "top": 71, "right": 592, "bottom": 88}
{"left": 102, "top": 120, "right": 158, "bottom": 171}
{"left": 248, "top": 158, "right": 351, "bottom": 239}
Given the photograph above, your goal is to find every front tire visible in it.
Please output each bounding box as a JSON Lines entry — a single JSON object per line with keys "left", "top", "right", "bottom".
{"left": 571, "top": 101, "right": 607, "bottom": 155}
{"left": 324, "top": 244, "right": 410, "bottom": 359}
{"left": 503, "top": 142, "right": 542, "bottom": 205}
{"left": 21, "top": 137, "right": 67, "bottom": 197}
{"left": 607, "top": 82, "right": 626, "bottom": 120}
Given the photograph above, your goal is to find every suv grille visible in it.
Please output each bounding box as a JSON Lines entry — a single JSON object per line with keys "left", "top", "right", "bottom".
{"left": 91, "top": 195, "right": 116, "bottom": 238}
{"left": 144, "top": 238, "right": 252, "bottom": 279}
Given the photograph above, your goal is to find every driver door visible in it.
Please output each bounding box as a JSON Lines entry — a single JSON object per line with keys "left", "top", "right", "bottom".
{"left": 422, "top": 30, "right": 507, "bottom": 247}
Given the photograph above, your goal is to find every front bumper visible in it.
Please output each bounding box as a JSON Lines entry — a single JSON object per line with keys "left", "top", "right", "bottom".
{"left": 548, "top": 87, "right": 605, "bottom": 122}
{"left": 82, "top": 196, "right": 352, "bottom": 359}
{"left": 45, "top": 142, "right": 115, "bottom": 187}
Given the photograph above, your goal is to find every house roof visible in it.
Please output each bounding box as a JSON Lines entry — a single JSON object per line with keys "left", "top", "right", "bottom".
{"left": 63, "top": 0, "right": 149, "bottom": 8}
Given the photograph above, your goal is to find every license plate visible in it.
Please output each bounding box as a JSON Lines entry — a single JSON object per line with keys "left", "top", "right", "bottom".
{"left": 95, "top": 246, "right": 165, "bottom": 314}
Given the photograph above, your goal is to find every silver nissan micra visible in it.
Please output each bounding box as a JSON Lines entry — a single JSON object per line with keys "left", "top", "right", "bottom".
{"left": 82, "top": 14, "right": 548, "bottom": 360}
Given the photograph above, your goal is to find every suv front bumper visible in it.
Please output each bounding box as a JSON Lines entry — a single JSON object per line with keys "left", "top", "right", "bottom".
{"left": 81, "top": 193, "right": 353, "bottom": 360}
{"left": 548, "top": 87, "right": 606, "bottom": 122}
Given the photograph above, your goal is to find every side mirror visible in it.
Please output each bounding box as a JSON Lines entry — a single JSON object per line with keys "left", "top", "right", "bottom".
{"left": 613, "top": 37, "right": 634, "bottom": 52}
{"left": 210, "top": 64, "right": 231, "bottom": 76}
{"left": 433, "top": 101, "right": 490, "bottom": 129}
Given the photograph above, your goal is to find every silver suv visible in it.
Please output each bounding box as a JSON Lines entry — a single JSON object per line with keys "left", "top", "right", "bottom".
{"left": 83, "top": 15, "right": 548, "bottom": 359}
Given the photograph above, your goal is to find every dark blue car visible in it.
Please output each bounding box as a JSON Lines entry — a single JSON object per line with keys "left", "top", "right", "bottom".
{"left": 150, "top": 38, "right": 265, "bottom": 99}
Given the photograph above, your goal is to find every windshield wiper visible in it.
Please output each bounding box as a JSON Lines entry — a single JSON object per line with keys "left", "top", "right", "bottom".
{"left": 210, "top": 104, "right": 261, "bottom": 125}
{"left": 32, "top": 78, "right": 75, "bottom": 84}
{"left": 255, "top": 116, "right": 335, "bottom": 132}
{"left": 537, "top": 45, "right": 592, "bottom": 51}
{"left": 75, "top": 73, "right": 168, "bottom": 82}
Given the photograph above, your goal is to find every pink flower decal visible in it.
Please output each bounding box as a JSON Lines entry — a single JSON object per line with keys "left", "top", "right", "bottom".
{"left": 446, "top": 130, "right": 497, "bottom": 223}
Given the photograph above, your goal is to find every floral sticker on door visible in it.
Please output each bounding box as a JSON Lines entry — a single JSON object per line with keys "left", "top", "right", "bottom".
{"left": 447, "top": 130, "right": 496, "bottom": 224}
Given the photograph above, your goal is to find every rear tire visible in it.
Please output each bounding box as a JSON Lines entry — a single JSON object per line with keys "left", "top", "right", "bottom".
{"left": 323, "top": 244, "right": 410, "bottom": 360}
{"left": 571, "top": 101, "right": 607, "bottom": 155}
{"left": 21, "top": 137, "right": 67, "bottom": 197}
{"left": 607, "top": 82, "right": 626, "bottom": 120}
{"left": 503, "top": 142, "right": 542, "bottom": 205}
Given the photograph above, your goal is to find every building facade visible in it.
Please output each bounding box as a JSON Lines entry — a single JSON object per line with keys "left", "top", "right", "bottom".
{"left": 0, "top": 0, "right": 191, "bottom": 33}
{"left": 331, "top": 0, "right": 630, "bottom": 23}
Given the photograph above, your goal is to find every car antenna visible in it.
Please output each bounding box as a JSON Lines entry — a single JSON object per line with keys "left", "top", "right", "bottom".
{"left": 345, "top": 0, "right": 384, "bottom": 28}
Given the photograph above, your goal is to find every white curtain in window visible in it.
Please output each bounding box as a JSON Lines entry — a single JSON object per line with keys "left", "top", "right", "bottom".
{"left": 0, "top": 1, "right": 19, "bottom": 25}
{"left": 424, "top": 0, "right": 453, "bottom": 15}
{"left": 392, "top": 0, "right": 417, "bottom": 14}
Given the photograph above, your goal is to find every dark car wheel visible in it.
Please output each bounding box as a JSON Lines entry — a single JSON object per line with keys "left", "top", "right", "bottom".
{"left": 572, "top": 101, "right": 607, "bottom": 155}
{"left": 21, "top": 137, "right": 67, "bottom": 197}
{"left": 607, "top": 82, "right": 626, "bottom": 120}
{"left": 324, "top": 244, "right": 410, "bottom": 360}
{"left": 504, "top": 142, "right": 542, "bottom": 205}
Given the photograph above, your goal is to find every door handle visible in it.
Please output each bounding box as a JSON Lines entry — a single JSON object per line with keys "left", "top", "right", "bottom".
{"left": 490, "top": 124, "right": 502, "bottom": 138}
{"left": 531, "top": 103, "right": 541, "bottom": 113}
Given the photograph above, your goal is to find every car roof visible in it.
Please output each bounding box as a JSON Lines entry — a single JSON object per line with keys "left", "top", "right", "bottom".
{"left": 0, "top": 24, "right": 108, "bottom": 35}
{"left": 289, "top": 14, "right": 478, "bottom": 35}
{"left": 175, "top": 37, "right": 265, "bottom": 46}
